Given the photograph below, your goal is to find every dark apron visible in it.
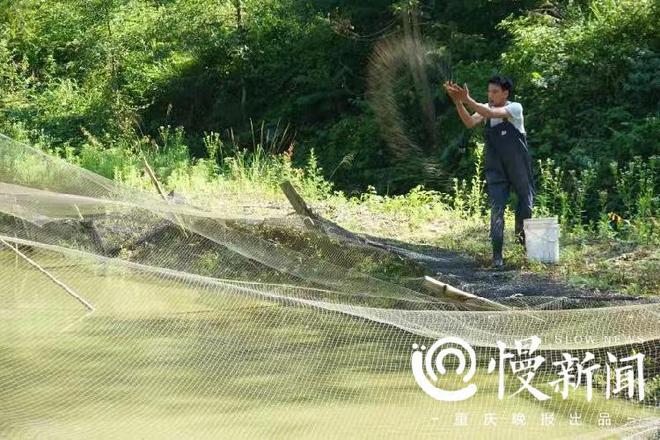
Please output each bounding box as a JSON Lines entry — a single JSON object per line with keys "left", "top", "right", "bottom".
{"left": 483, "top": 117, "right": 535, "bottom": 256}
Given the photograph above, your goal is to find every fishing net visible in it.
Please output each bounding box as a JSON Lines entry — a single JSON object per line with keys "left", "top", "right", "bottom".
{"left": 0, "top": 133, "right": 658, "bottom": 439}
{"left": 365, "top": 4, "right": 457, "bottom": 189}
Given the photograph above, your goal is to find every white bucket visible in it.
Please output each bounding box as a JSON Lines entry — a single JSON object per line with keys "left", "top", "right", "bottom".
{"left": 523, "top": 217, "right": 560, "bottom": 263}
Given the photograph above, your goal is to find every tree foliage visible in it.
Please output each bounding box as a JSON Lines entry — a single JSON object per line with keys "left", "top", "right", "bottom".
{"left": 0, "top": 0, "right": 657, "bottom": 213}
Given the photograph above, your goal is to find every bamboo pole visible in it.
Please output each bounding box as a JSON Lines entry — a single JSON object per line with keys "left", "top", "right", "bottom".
{"left": 422, "top": 275, "right": 510, "bottom": 311}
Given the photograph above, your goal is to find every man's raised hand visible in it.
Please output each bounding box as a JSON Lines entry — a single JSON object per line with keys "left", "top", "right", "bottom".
{"left": 454, "top": 83, "right": 471, "bottom": 102}
{"left": 443, "top": 80, "right": 462, "bottom": 103}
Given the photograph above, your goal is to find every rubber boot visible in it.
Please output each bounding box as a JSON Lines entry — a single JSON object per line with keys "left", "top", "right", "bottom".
{"left": 490, "top": 206, "right": 505, "bottom": 268}
{"left": 492, "top": 249, "right": 504, "bottom": 269}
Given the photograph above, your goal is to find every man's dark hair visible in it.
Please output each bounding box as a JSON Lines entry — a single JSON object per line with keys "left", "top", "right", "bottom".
{"left": 488, "top": 75, "right": 513, "bottom": 94}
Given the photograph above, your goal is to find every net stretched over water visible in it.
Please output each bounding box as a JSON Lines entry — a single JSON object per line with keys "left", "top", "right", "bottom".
{"left": 0, "top": 134, "right": 658, "bottom": 439}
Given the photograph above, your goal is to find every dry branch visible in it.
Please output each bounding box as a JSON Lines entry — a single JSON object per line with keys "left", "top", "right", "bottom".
{"left": 0, "top": 238, "right": 95, "bottom": 312}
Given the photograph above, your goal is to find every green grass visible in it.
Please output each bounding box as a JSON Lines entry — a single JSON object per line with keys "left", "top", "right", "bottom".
{"left": 316, "top": 191, "right": 659, "bottom": 297}
{"left": 5, "top": 124, "right": 659, "bottom": 298}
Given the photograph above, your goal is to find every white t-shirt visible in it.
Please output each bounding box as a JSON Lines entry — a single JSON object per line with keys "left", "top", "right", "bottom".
{"left": 488, "top": 101, "right": 525, "bottom": 134}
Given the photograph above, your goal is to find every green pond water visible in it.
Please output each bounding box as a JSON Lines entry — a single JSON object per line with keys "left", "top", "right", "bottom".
{"left": 0, "top": 251, "right": 656, "bottom": 439}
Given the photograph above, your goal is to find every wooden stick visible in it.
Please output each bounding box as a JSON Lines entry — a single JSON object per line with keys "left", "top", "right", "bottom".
{"left": 280, "top": 180, "right": 317, "bottom": 222}
{"left": 422, "top": 275, "right": 510, "bottom": 311}
{"left": 142, "top": 156, "right": 167, "bottom": 200}
{"left": 0, "top": 238, "right": 95, "bottom": 312}
{"left": 280, "top": 181, "right": 428, "bottom": 259}
{"left": 142, "top": 156, "right": 188, "bottom": 238}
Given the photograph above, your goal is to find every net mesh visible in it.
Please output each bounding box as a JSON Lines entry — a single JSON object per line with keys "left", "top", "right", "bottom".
{"left": 0, "top": 134, "right": 658, "bottom": 439}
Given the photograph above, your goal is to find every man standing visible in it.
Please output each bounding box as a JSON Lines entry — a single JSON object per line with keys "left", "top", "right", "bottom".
{"left": 444, "top": 76, "right": 534, "bottom": 268}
